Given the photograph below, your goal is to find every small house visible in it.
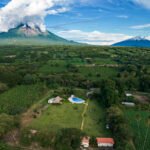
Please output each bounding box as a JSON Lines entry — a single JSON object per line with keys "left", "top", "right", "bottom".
{"left": 81, "top": 136, "right": 90, "bottom": 148}
{"left": 125, "top": 93, "right": 132, "bottom": 97}
{"left": 48, "top": 96, "right": 62, "bottom": 104}
{"left": 122, "top": 102, "right": 135, "bottom": 107}
{"left": 96, "top": 138, "right": 114, "bottom": 148}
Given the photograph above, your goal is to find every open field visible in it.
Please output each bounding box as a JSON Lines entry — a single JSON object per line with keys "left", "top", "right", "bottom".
{"left": 28, "top": 99, "right": 109, "bottom": 137}
{"left": 39, "top": 60, "right": 67, "bottom": 74}
{"left": 125, "top": 109, "right": 150, "bottom": 150}
{"left": 83, "top": 99, "right": 110, "bottom": 136}
{"left": 29, "top": 102, "right": 84, "bottom": 132}
{"left": 78, "top": 66, "right": 118, "bottom": 80}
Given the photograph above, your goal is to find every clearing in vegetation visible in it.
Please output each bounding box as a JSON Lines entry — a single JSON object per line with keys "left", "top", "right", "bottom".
{"left": 28, "top": 99, "right": 109, "bottom": 137}
{"left": 21, "top": 90, "right": 53, "bottom": 128}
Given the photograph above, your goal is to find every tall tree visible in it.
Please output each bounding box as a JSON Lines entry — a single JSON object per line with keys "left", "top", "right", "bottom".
{"left": 100, "top": 79, "right": 119, "bottom": 107}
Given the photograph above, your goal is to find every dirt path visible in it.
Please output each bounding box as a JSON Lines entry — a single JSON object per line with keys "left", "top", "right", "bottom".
{"left": 21, "top": 90, "right": 53, "bottom": 128}
{"left": 133, "top": 92, "right": 150, "bottom": 104}
{"left": 76, "top": 64, "right": 121, "bottom": 68}
{"left": 4, "top": 90, "right": 53, "bottom": 147}
{"left": 80, "top": 100, "right": 89, "bottom": 130}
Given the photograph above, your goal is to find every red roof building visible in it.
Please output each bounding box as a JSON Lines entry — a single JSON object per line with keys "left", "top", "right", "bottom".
{"left": 96, "top": 138, "right": 115, "bottom": 147}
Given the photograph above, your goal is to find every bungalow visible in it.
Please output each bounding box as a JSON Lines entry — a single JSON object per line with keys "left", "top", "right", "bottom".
{"left": 48, "top": 96, "right": 62, "bottom": 104}
{"left": 81, "top": 137, "right": 90, "bottom": 148}
{"left": 96, "top": 138, "right": 114, "bottom": 148}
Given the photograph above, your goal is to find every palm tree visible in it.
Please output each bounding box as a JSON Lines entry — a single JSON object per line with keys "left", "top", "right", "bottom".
{"left": 142, "top": 116, "right": 150, "bottom": 150}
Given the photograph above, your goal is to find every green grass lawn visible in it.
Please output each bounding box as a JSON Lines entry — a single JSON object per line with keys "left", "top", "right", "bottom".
{"left": 83, "top": 99, "right": 110, "bottom": 136}
{"left": 67, "top": 58, "right": 86, "bottom": 65}
{"left": 125, "top": 109, "right": 150, "bottom": 150}
{"left": 38, "top": 58, "right": 86, "bottom": 74}
{"left": 38, "top": 61, "right": 67, "bottom": 74}
{"left": 29, "top": 102, "right": 84, "bottom": 132}
{"left": 78, "top": 66, "right": 118, "bottom": 79}
{"left": 94, "top": 58, "right": 117, "bottom": 65}
{"left": 28, "top": 99, "right": 109, "bottom": 137}
{"left": 0, "top": 84, "right": 47, "bottom": 115}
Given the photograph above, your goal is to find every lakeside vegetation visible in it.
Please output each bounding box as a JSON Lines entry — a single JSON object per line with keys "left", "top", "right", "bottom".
{"left": 0, "top": 45, "right": 149, "bottom": 150}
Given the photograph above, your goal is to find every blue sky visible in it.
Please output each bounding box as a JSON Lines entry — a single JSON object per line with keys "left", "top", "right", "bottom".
{"left": 0, "top": 0, "right": 150, "bottom": 45}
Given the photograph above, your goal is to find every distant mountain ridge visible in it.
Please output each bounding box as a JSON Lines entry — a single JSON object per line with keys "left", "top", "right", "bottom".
{"left": 0, "top": 24, "right": 78, "bottom": 45}
{"left": 112, "top": 36, "right": 150, "bottom": 47}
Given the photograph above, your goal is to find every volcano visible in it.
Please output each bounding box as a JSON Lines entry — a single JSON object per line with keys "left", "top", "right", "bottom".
{"left": 112, "top": 36, "right": 150, "bottom": 47}
{"left": 0, "top": 24, "right": 77, "bottom": 45}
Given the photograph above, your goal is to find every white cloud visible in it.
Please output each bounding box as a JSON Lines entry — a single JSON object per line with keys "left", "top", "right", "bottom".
{"left": 0, "top": 0, "right": 72, "bottom": 32}
{"left": 133, "top": 0, "right": 150, "bottom": 9}
{"left": 147, "top": 36, "right": 150, "bottom": 40}
{"left": 131, "top": 24, "right": 150, "bottom": 29}
{"left": 57, "top": 30, "right": 132, "bottom": 45}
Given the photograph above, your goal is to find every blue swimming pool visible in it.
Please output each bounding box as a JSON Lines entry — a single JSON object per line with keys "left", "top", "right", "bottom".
{"left": 68, "top": 95, "right": 85, "bottom": 104}
{"left": 72, "top": 97, "right": 84, "bottom": 102}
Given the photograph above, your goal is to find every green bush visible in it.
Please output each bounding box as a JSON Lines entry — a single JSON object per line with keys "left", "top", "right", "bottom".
{"left": 107, "top": 106, "right": 134, "bottom": 149}
{"left": 54, "top": 128, "right": 84, "bottom": 150}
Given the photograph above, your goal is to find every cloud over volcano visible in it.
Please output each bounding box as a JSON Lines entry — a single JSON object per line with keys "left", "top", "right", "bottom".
{"left": 0, "top": 0, "right": 72, "bottom": 32}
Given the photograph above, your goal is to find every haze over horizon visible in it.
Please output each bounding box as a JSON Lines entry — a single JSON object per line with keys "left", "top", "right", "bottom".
{"left": 0, "top": 0, "right": 150, "bottom": 45}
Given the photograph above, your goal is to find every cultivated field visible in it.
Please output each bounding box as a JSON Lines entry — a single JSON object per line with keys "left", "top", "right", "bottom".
{"left": 0, "top": 84, "right": 47, "bottom": 115}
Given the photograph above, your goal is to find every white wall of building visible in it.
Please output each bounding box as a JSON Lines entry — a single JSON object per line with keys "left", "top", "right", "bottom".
{"left": 98, "top": 143, "right": 113, "bottom": 147}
